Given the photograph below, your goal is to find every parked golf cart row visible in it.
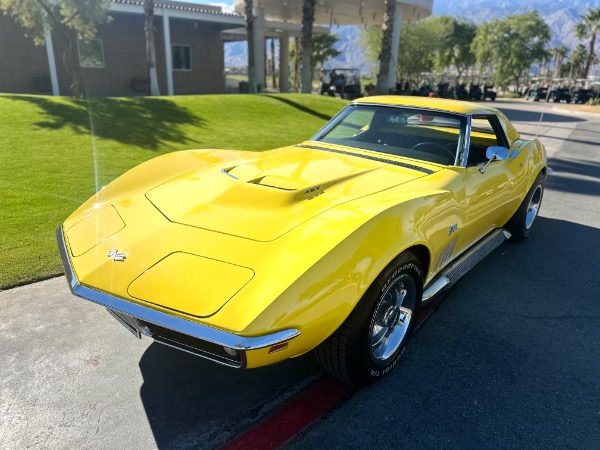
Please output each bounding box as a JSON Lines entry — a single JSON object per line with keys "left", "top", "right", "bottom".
{"left": 319, "top": 70, "right": 497, "bottom": 102}
{"left": 525, "top": 85, "right": 598, "bottom": 103}
{"left": 319, "top": 70, "right": 599, "bottom": 105}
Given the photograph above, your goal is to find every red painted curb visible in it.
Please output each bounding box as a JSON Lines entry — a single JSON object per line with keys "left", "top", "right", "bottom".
{"left": 221, "top": 376, "right": 353, "bottom": 450}
{"left": 222, "top": 295, "right": 443, "bottom": 449}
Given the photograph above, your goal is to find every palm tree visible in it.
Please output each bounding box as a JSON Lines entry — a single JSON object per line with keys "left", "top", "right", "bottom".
{"left": 568, "top": 44, "right": 588, "bottom": 79}
{"left": 375, "top": 0, "right": 396, "bottom": 94}
{"left": 300, "top": 0, "right": 316, "bottom": 93}
{"left": 144, "top": 0, "right": 160, "bottom": 95}
{"left": 575, "top": 7, "right": 600, "bottom": 79}
{"left": 552, "top": 46, "right": 569, "bottom": 79}
{"left": 244, "top": 0, "right": 255, "bottom": 93}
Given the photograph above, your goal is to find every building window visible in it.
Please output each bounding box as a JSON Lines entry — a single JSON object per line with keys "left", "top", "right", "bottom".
{"left": 172, "top": 45, "right": 191, "bottom": 71}
{"left": 77, "top": 38, "right": 105, "bottom": 68}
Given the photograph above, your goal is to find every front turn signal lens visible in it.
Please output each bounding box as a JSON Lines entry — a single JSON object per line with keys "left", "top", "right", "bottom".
{"left": 268, "top": 342, "right": 289, "bottom": 354}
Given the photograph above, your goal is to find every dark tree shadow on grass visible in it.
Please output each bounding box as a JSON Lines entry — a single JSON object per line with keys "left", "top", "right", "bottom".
{"left": 264, "top": 94, "right": 333, "bottom": 121}
{"left": 6, "top": 95, "right": 205, "bottom": 150}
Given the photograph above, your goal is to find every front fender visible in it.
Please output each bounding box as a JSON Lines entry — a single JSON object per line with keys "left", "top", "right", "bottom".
{"left": 226, "top": 189, "right": 457, "bottom": 365}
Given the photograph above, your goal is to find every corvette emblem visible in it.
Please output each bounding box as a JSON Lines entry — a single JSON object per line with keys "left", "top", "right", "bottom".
{"left": 108, "top": 249, "right": 127, "bottom": 262}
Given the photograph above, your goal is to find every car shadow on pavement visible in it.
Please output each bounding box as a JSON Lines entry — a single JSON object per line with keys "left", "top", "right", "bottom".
{"left": 546, "top": 158, "right": 600, "bottom": 196}
{"left": 284, "top": 216, "right": 600, "bottom": 449}
{"left": 138, "top": 342, "right": 320, "bottom": 449}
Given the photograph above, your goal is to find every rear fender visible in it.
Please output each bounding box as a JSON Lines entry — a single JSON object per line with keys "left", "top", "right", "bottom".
{"left": 525, "top": 139, "right": 548, "bottom": 187}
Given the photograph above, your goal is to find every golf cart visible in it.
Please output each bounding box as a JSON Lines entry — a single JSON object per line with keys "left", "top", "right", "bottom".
{"left": 320, "top": 68, "right": 362, "bottom": 100}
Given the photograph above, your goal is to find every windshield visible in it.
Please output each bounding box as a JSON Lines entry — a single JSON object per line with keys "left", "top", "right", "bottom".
{"left": 312, "top": 104, "right": 468, "bottom": 166}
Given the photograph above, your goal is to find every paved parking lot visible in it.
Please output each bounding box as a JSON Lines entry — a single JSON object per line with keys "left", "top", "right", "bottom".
{"left": 1, "top": 99, "right": 599, "bottom": 449}
{"left": 286, "top": 101, "right": 600, "bottom": 448}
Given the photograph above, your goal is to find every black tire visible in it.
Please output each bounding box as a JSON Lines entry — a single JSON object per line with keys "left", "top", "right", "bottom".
{"left": 508, "top": 172, "right": 545, "bottom": 243}
{"left": 315, "top": 253, "right": 423, "bottom": 386}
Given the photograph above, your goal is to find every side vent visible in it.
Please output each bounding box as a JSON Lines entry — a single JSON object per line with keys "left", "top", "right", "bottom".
{"left": 435, "top": 237, "right": 457, "bottom": 271}
{"left": 423, "top": 229, "right": 510, "bottom": 303}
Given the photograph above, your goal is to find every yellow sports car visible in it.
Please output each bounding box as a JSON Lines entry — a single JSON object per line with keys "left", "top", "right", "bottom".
{"left": 57, "top": 96, "right": 547, "bottom": 386}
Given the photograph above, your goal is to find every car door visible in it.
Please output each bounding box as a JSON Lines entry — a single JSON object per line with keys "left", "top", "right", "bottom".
{"left": 461, "top": 114, "right": 526, "bottom": 248}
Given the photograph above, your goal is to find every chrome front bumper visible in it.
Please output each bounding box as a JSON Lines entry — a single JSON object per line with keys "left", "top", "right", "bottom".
{"left": 56, "top": 226, "right": 299, "bottom": 368}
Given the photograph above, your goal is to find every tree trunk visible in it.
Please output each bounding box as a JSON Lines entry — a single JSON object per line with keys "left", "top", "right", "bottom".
{"left": 244, "top": 0, "right": 255, "bottom": 93}
{"left": 584, "top": 30, "right": 597, "bottom": 79}
{"left": 144, "top": 0, "right": 161, "bottom": 96}
{"left": 293, "top": 37, "right": 300, "bottom": 91}
{"left": 59, "top": 29, "right": 81, "bottom": 97}
{"left": 569, "top": 63, "right": 573, "bottom": 80}
{"left": 270, "top": 38, "right": 277, "bottom": 89}
{"left": 300, "top": 0, "right": 315, "bottom": 94}
{"left": 33, "top": 0, "right": 80, "bottom": 96}
{"left": 376, "top": 0, "right": 396, "bottom": 94}
{"left": 64, "top": 39, "right": 80, "bottom": 97}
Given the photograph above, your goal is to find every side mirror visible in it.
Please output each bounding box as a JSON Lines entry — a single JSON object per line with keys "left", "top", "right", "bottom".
{"left": 480, "top": 146, "right": 509, "bottom": 174}
{"left": 485, "top": 146, "right": 509, "bottom": 161}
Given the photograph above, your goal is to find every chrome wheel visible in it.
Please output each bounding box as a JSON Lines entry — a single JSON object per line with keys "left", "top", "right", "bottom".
{"left": 315, "top": 253, "right": 422, "bottom": 386}
{"left": 370, "top": 274, "right": 416, "bottom": 362}
{"left": 525, "top": 184, "right": 543, "bottom": 230}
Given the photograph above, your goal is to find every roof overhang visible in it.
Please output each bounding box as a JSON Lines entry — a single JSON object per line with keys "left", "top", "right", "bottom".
{"left": 233, "top": 0, "right": 433, "bottom": 26}
{"left": 223, "top": 21, "right": 330, "bottom": 41}
{"left": 111, "top": 1, "right": 245, "bottom": 29}
{"left": 110, "top": 1, "right": 329, "bottom": 38}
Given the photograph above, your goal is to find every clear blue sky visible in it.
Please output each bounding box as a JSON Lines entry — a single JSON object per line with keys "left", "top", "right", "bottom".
{"left": 204, "top": 1, "right": 236, "bottom": 13}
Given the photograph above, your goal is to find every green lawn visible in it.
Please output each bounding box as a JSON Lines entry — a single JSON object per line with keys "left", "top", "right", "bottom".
{"left": 0, "top": 93, "right": 347, "bottom": 289}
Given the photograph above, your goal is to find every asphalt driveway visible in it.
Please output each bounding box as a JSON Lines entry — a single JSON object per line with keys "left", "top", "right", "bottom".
{"left": 1, "top": 99, "right": 599, "bottom": 449}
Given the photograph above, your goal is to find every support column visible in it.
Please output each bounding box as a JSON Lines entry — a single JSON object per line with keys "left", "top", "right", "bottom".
{"left": 162, "top": 9, "right": 174, "bottom": 96}
{"left": 253, "top": 6, "right": 265, "bottom": 93}
{"left": 279, "top": 31, "right": 289, "bottom": 93}
{"left": 387, "top": 2, "right": 402, "bottom": 92}
{"left": 45, "top": 32, "right": 60, "bottom": 96}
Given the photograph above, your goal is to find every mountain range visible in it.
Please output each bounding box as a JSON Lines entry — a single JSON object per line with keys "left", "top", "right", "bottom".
{"left": 224, "top": 0, "right": 600, "bottom": 75}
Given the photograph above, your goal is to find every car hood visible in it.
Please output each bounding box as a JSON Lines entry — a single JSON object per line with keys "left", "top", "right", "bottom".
{"left": 145, "top": 144, "right": 439, "bottom": 241}
{"left": 63, "top": 143, "right": 443, "bottom": 320}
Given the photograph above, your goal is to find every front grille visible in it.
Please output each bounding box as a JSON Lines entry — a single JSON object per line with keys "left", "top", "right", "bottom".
{"left": 107, "top": 308, "right": 246, "bottom": 368}
{"left": 139, "top": 320, "right": 246, "bottom": 368}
